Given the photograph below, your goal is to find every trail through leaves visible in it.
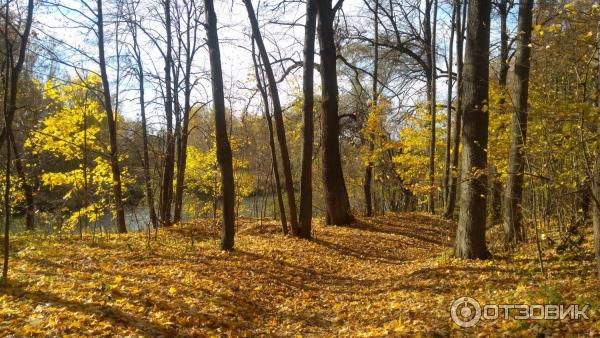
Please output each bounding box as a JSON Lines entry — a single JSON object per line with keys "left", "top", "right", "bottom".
{"left": 0, "top": 213, "right": 598, "bottom": 336}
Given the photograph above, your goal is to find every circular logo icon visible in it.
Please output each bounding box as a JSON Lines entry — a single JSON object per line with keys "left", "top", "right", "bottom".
{"left": 450, "top": 297, "right": 481, "bottom": 328}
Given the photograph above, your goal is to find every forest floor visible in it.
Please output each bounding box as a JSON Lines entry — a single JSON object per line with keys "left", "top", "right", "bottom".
{"left": 0, "top": 212, "right": 599, "bottom": 337}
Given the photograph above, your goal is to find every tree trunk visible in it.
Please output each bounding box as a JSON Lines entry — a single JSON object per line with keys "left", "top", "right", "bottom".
{"left": 489, "top": 164, "right": 502, "bottom": 224}
{"left": 364, "top": 154, "right": 374, "bottom": 216}
{"left": 317, "top": 0, "right": 352, "bottom": 225}
{"left": 160, "top": 0, "right": 175, "bottom": 227}
{"left": 363, "top": 0, "right": 379, "bottom": 218}
{"left": 503, "top": 0, "right": 533, "bottom": 244}
{"left": 454, "top": 0, "right": 491, "bottom": 259}
{"left": 498, "top": 0, "right": 510, "bottom": 87}
{"left": 443, "top": 0, "right": 466, "bottom": 219}
{"left": 579, "top": 180, "right": 591, "bottom": 220}
{"left": 593, "top": 197, "right": 600, "bottom": 277}
{"left": 593, "top": 117, "right": 600, "bottom": 276}
{"left": 174, "top": 17, "right": 195, "bottom": 224}
{"left": 0, "top": 0, "right": 32, "bottom": 153}
{"left": 442, "top": 0, "right": 457, "bottom": 209}
{"left": 11, "top": 131, "right": 34, "bottom": 230}
{"left": 595, "top": 0, "right": 600, "bottom": 278}
{"left": 251, "top": 37, "right": 288, "bottom": 235}
{"left": 97, "top": 0, "right": 127, "bottom": 234}
{"left": 131, "top": 22, "right": 158, "bottom": 230}
{"left": 426, "top": 0, "right": 438, "bottom": 214}
{"left": 1, "top": 2, "right": 11, "bottom": 283}
{"left": 1, "top": 126, "right": 10, "bottom": 285}
{"left": 173, "top": 93, "right": 190, "bottom": 224}
{"left": 489, "top": 0, "right": 510, "bottom": 225}
{"left": 243, "top": 0, "right": 299, "bottom": 235}
{"left": 172, "top": 64, "right": 182, "bottom": 223}
{"left": 299, "top": 0, "right": 317, "bottom": 238}
{"left": 204, "top": 0, "right": 236, "bottom": 251}
{"left": 1, "top": 0, "right": 34, "bottom": 238}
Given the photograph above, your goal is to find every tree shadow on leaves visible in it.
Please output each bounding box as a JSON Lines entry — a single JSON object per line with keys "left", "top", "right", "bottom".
{"left": 5, "top": 284, "right": 177, "bottom": 337}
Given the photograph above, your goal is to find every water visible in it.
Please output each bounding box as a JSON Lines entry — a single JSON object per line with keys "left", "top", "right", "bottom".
{"left": 7, "top": 194, "right": 282, "bottom": 234}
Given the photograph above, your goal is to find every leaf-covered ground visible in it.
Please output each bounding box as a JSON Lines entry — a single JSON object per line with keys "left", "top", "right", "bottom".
{"left": 1, "top": 213, "right": 599, "bottom": 336}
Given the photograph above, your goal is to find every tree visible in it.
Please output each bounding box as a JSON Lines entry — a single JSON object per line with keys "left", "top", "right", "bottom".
{"left": 317, "top": 0, "right": 353, "bottom": 225}
{"left": 11, "top": 131, "right": 34, "bottom": 231}
{"left": 298, "top": 0, "right": 317, "bottom": 237}
{"left": 183, "top": 139, "right": 254, "bottom": 219}
{"left": 454, "top": 0, "right": 492, "bottom": 259}
{"left": 443, "top": 0, "right": 467, "bottom": 219}
{"left": 426, "top": 0, "right": 438, "bottom": 214}
{"left": 26, "top": 76, "right": 132, "bottom": 232}
{"left": 363, "top": 0, "right": 379, "bottom": 218}
{"left": 96, "top": 0, "right": 127, "bottom": 234}
{"left": 1, "top": 0, "right": 35, "bottom": 282}
{"left": 595, "top": 138, "right": 600, "bottom": 277}
{"left": 124, "top": 0, "right": 158, "bottom": 229}
{"left": 204, "top": 0, "right": 235, "bottom": 250}
{"left": 442, "top": 0, "right": 456, "bottom": 212}
{"left": 489, "top": 0, "right": 513, "bottom": 225}
{"left": 503, "top": 0, "right": 533, "bottom": 244}
{"left": 251, "top": 36, "right": 288, "bottom": 235}
{"left": 594, "top": 0, "right": 600, "bottom": 278}
{"left": 242, "top": 0, "right": 300, "bottom": 235}
{"left": 1, "top": 61, "right": 9, "bottom": 284}
{"left": 173, "top": 0, "right": 203, "bottom": 224}
{"left": 160, "top": 0, "right": 176, "bottom": 227}
{"left": 392, "top": 103, "right": 445, "bottom": 203}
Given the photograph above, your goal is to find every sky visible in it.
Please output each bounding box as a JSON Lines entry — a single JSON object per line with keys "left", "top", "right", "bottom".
{"left": 33, "top": 0, "right": 313, "bottom": 125}
{"left": 27, "top": 0, "right": 516, "bottom": 131}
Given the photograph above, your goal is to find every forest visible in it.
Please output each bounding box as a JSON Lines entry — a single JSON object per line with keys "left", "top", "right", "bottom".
{"left": 1, "top": 0, "right": 600, "bottom": 336}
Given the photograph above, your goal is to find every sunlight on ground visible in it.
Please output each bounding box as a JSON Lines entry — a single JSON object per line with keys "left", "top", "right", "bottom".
{"left": 0, "top": 213, "right": 598, "bottom": 336}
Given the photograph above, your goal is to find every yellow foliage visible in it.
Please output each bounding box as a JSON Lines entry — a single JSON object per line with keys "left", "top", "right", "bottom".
{"left": 25, "top": 75, "right": 132, "bottom": 230}
{"left": 392, "top": 104, "right": 447, "bottom": 195}
{"left": 362, "top": 97, "right": 392, "bottom": 167}
{"left": 184, "top": 138, "right": 254, "bottom": 217}
{"left": 487, "top": 81, "right": 512, "bottom": 181}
